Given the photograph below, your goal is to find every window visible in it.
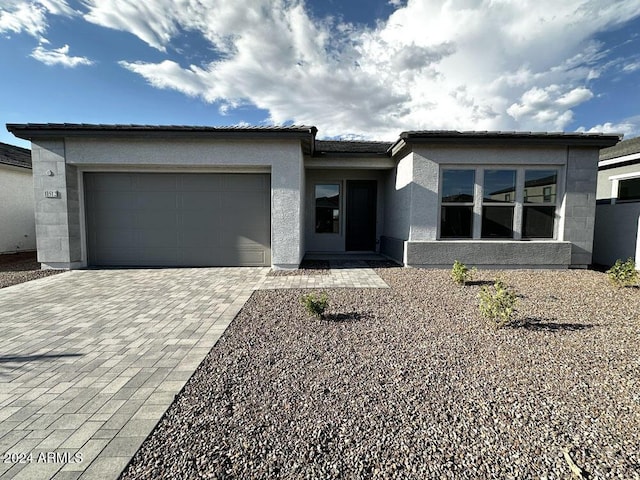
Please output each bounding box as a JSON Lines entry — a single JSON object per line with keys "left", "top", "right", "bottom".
{"left": 522, "top": 170, "right": 557, "bottom": 238}
{"left": 315, "top": 184, "right": 340, "bottom": 233}
{"left": 482, "top": 170, "right": 516, "bottom": 238}
{"left": 440, "top": 170, "right": 475, "bottom": 238}
{"left": 618, "top": 177, "right": 640, "bottom": 201}
{"left": 439, "top": 167, "right": 560, "bottom": 240}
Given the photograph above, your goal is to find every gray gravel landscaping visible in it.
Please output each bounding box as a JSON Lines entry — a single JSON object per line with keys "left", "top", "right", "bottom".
{"left": 121, "top": 267, "right": 640, "bottom": 479}
{"left": 0, "top": 252, "right": 62, "bottom": 288}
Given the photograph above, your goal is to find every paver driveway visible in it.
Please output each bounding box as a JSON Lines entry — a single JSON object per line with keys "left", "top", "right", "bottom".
{"left": 0, "top": 268, "right": 269, "bottom": 480}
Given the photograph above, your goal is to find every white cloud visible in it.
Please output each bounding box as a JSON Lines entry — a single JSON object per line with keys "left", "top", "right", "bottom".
{"left": 0, "top": 0, "right": 75, "bottom": 37}
{"left": 622, "top": 61, "right": 640, "bottom": 73}
{"left": 31, "top": 43, "right": 93, "bottom": 67}
{"left": 10, "top": 0, "right": 640, "bottom": 138}
{"left": 507, "top": 85, "right": 594, "bottom": 130}
{"left": 577, "top": 118, "right": 640, "bottom": 137}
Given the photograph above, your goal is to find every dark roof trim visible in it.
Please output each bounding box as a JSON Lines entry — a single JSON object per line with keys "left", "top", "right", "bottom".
{"left": 0, "top": 141, "right": 31, "bottom": 169}
{"left": 7, "top": 123, "right": 318, "bottom": 154}
{"left": 389, "top": 130, "right": 622, "bottom": 155}
{"left": 314, "top": 140, "right": 393, "bottom": 156}
{"left": 7, "top": 123, "right": 317, "bottom": 136}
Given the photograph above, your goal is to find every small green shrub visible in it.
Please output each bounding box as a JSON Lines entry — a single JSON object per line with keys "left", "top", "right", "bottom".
{"left": 451, "top": 260, "right": 476, "bottom": 286}
{"left": 606, "top": 258, "right": 639, "bottom": 288}
{"left": 301, "top": 292, "right": 329, "bottom": 318}
{"left": 479, "top": 280, "right": 517, "bottom": 329}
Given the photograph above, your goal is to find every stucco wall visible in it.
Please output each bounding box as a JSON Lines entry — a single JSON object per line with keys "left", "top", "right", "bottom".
{"left": 383, "top": 153, "right": 412, "bottom": 241}
{"left": 405, "top": 241, "right": 571, "bottom": 268}
{"left": 34, "top": 137, "right": 306, "bottom": 269}
{"left": 304, "top": 168, "right": 386, "bottom": 252}
{"left": 593, "top": 203, "right": 640, "bottom": 267}
{"left": 0, "top": 164, "right": 36, "bottom": 253}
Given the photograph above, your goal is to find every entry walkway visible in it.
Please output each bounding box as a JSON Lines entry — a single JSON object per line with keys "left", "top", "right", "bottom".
{"left": 0, "top": 264, "right": 388, "bottom": 480}
{"left": 259, "top": 260, "right": 389, "bottom": 289}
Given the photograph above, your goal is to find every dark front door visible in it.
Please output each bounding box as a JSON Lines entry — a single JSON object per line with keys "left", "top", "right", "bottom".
{"left": 346, "top": 180, "right": 377, "bottom": 251}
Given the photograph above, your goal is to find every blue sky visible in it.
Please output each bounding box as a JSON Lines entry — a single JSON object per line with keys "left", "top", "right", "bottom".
{"left": 1, "top": 0, "right": 639, "bottom": 149}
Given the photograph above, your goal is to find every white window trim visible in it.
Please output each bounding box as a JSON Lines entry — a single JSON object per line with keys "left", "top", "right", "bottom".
{"left": 438, "top": 166, "right": 562, "bottom": 241}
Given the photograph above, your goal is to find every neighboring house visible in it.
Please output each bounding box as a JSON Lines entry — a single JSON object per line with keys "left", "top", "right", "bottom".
{"left": 7, "top": 124, "right": 619, "bottom": 270}
{"left": 0, "top": 141, "right": 36, "bottom": 254}
{"left": 593, "top": 136, "right": 640, "bottom": 268}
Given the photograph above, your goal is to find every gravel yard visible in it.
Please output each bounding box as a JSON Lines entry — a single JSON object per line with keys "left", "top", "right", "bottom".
{"left": 121, "top": 267, "right": 640, "bottom": 479}
{"left": 0, "top": 251, "right": 62, "bottom": 288}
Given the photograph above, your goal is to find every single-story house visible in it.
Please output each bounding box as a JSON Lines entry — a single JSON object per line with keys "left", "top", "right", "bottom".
{"left": 0, "top": 141, "right": 36, "bottom": 254}
{"left": 593, "top": 136, "right": 640, "bottom": 268}
{"left": 7, "top": 123, "right": 620, "bottom": 270}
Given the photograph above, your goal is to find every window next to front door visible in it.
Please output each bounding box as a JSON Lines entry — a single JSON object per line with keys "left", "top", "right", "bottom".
{"left": 315, "top": 184, "right": 340, "bottom": 233}
{"left": 439, "top": 167, "right": 560, "bottom": 240}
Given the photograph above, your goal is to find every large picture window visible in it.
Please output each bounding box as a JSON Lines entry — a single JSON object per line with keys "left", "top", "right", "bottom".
{"left": 440, "top": 169, "right": 475, "bottom": 238}
{"left": 439, "top": 167, "right": 559, "bottom": 240}
{"left": 315, "top": 184, "right": 340, "bottom": 233}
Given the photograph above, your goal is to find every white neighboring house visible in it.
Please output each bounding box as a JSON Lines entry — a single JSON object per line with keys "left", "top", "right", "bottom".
{"left": 594, "top": 136, "right": 640, "bottom": 269}
{"left": 0, "top": 142, "right": 36, "bottom": 254}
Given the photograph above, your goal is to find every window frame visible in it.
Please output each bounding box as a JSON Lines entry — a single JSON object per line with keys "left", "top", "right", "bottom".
{"left": 481, "top": 169, "right": 517, "bottom": 239}
{"left": 609, "top": 172, "right": 640, "bottom": 204}
{"left": 439, "top": 168, "right": 476, "bottom": 239}
{"left": 438, "top": 166, "right": 562, "bottom": 241}
{"left": 522, "top": 169, "right": 560, "bottom": 239}
{"left": 314, "top": 182, "right": 342, "bottom": 234}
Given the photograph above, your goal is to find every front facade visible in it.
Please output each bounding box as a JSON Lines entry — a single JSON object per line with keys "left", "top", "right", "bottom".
{"left": 593, "top": 136, "right": 640, "bottom": 267}
{"left": 7, "top": 124, "right": 619, "bottom": 270}
{"left": 0, "top": 142, "right": 36, "bottom": 254}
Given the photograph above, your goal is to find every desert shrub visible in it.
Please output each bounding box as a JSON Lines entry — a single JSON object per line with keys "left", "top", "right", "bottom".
{"left": 301, "top": 292, "right": 329, "bottom": 318}
{"left": 451, "top": 260, "right": 476, "bottom": 286}
{"left": 606, "top": 258, "right": 639, "bottom": 288}
{"left": 479, "top": 280, "right": 517, "bottom": 329}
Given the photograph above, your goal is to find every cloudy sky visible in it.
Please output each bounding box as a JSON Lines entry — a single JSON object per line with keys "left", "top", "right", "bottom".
{"left": 1, "top": 0, "right": 640, "bottom": 147}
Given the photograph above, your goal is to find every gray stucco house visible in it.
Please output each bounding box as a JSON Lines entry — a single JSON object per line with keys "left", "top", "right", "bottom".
{"left": 7, "top": 123, "right": 619, "bottom": 270}
{"left": 594, "top": 136, "right": 640, "bottom": 268}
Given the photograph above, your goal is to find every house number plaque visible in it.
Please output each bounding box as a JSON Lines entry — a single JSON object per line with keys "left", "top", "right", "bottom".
{"left": 44, "top": 190, "right": 60, "bottom": 198}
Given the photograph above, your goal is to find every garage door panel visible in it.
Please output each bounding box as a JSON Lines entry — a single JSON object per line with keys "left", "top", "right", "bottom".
{"left": 181, "top": 191, "right": 222, "bottom": 210}
{"left": 181, "top": 175, "right": 224, "bottom": 191}
{"left": 133, "top": 174, "right": 178, "bottom": 191}
{"left": 135, "top": 211, "right": 178, "bottom": 230}
{"left": 85, "top": 172, "right": 270, "bottom": 267}
{"left": 91, "top": 248, "right": 139, "bottom": 266}
{"left": 136, "top": 229, "right": 179, "bottom": 248}
{"left": 135, "top": 192, "right": 179, "bottom": 211}
{"left": 137, "top": 248, "right": 180, "bottom": 266}
{"left": 88, "top": 174, "right": 134, "bottom": 192}
{"left": 91, "top": 210, "right": 137, "bottom": 230}
{"left": 90, "top": 190, "right": 137, "bottom": 211}
{"left": 93, "top": 228, "right": 136, "bottom": 249}
{"left": 178, "top": 230, "right": 221, "bottom": 248}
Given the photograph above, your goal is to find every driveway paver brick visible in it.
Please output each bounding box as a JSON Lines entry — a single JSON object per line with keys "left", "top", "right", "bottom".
{"left": 0, "top": 262, "right": 388, "bottom": 479}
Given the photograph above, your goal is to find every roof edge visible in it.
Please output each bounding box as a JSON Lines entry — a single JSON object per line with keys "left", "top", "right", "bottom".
{"left": 7, "top": 123, "right": 317, "bottom": 139}
{"left": 389, "top": 130, "right": 622, "bottom": 153}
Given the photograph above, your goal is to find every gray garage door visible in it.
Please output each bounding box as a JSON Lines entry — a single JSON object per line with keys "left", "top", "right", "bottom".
{"left": 84, "top": 173, "right": 271, "bottom": 267}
